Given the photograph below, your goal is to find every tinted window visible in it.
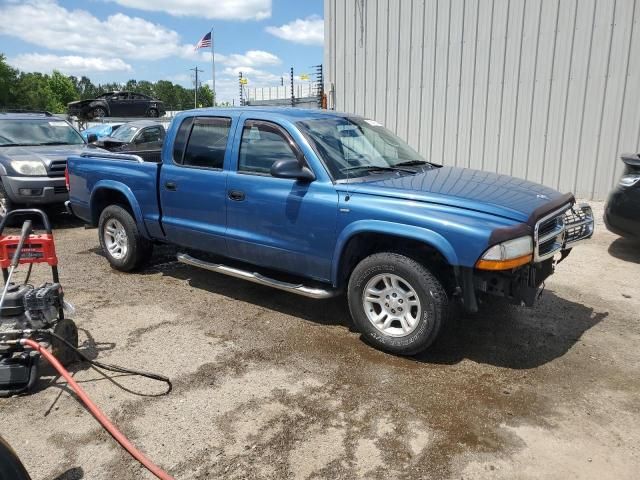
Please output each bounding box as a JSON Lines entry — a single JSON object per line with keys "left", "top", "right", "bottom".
{"left": 0, "top": 119, "right": 84, "bottom": 146}
{"left": 238, "top": 121, "right": 298, "bottom": 175}
{"left": 182, "top": 117, "right": 231, "bottom": 169}
{"left": 172, "top": 117, "right": 194, "bottom": 163}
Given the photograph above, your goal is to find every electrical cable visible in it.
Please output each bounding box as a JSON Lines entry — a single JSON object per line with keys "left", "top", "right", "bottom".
{"left": 20, "top": 338, "right": 174, "bottom": 480}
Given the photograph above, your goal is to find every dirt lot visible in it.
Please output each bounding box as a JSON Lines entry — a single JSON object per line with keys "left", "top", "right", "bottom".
{"left": 1, "top": 201, "right": 638, "bottom": 480}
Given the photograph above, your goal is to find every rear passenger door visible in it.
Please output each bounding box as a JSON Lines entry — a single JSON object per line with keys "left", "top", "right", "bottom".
{"left": 159, "top": 115, "right": 234, "bottom": 253}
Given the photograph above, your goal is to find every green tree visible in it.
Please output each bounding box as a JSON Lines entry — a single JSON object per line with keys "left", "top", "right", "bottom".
{"left": 48, "top": 70, "right": 78, "bottom": 111}
{"left": 0, "top": 54, "right": 18, "bottom": 107}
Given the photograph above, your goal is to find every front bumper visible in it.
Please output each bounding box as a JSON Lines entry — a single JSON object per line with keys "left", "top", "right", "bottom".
{"left": 1, "top": 176, "right": 68, "bottom": 205}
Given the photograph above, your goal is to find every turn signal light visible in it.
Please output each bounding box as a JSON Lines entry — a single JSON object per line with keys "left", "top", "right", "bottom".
{"left": 476, "top": 236, "right": 533, "bottom": 271}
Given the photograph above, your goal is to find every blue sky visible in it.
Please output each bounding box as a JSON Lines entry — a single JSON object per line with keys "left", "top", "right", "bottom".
{"left": 0, "top": 0, "right": 324, "bottom": 104}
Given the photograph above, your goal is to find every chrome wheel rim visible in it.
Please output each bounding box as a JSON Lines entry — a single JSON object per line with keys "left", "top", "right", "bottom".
{"left": 103, "top": 219, "right": 128, "bottom": 260}
{"left": 362, "top": 273, "right": 422, "bottom": 337}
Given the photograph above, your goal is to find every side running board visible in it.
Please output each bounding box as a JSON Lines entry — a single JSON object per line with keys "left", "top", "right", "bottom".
{"left": 176, "top": 253, "right": 338, "bottom": 299}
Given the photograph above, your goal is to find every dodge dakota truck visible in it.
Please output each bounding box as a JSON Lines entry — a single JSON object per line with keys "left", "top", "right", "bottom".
{"left": 66, "top": 108, "right": 594, "bottom": 355}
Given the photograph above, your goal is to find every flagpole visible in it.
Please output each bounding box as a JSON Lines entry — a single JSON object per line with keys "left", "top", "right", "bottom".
{"left": 210, "top": 27, "right": 216, "bottom": 106}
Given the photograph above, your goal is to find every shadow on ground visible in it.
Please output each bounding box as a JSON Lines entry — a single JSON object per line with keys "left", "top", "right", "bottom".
{"left": 608, "top": 237, "right": 640, "bottom": 264}
{"left": 144, "top": 247, "right": 607, "bottom": 370}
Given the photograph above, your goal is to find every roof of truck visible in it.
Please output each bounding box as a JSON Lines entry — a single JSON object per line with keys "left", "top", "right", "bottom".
{"left": 180, "top": 107, "right": 355, "bottom": 122}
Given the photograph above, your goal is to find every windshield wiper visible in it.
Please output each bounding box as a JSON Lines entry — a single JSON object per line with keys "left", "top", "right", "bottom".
{"left": 0, "top": 143, "right": 38, "bottom": 147}
{"left": 342, "top": 165, "right": 417, "bottom": 175}
{"left": 37, "top": 141, "right": 73, "bottom": 146}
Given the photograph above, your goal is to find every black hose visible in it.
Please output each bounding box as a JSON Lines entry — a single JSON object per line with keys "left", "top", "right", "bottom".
{"left": 39, "top": 330, "right": 172, "bottom": 395}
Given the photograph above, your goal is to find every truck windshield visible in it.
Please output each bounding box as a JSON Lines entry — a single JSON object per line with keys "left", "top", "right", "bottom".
{"left": 297, "top": 117, "right": 435, "bottom": 180}
{"left": 0, "top": 119, "right": 85, "bottom": 147}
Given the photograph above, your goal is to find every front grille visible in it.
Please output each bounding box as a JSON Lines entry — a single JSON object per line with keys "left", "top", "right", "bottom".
{"left": 534, "top": 203, "right": 594, "bottom": 262}
{"left": 48, "top": 160, "right": 66, "bottom": 177}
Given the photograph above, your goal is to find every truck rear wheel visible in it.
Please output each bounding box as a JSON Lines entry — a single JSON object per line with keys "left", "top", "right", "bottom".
{"left": 347, "top": 252, "right": 448, "bottom": 355}
{"left": 98, "top": 205, "right": 152, "bottom": 271}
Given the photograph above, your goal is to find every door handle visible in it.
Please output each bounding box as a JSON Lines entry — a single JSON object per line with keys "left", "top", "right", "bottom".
{"left": 165, "top": 181, "right": 177, "bottom": 191}
{"left": 228, "top": 190, "right": 245, "bottom": 201}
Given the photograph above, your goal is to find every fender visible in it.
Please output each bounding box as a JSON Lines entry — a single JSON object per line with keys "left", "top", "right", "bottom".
{"left": 89, "top": 180, "right": 151, "bottom": 239}
{"left": 0, "top": 164, "right": 7, "bottom": 176}
{"left": 331, "top": 220, "right": 460, "bottom": 286}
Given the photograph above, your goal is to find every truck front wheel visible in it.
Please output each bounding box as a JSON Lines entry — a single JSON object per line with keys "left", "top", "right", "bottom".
{"left": 347, "top": 252, "right": 448, "bottom": 356}
{"left": 98, "top": 205, "right": 152, "bottom": 271}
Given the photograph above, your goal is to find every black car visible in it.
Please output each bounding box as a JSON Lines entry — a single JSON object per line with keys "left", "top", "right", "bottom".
{"left": 92, "top": 120, "right": 165, "bottom": 154}
{"left": 604, "top": 153, "right": 640, "bottom": 239}
{"left": 67, "top": 91, "right": 166, "bottom": 120}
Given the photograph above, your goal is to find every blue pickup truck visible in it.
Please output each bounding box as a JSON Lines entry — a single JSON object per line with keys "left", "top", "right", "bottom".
{"left": 66, "top": 108, "right": 594, "bottom": 355}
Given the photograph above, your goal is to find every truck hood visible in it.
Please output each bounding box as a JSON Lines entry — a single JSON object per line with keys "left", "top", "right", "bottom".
{"left": 0, "top": 144, "right": 90, "bottom": 167}
{"left": 345, "top": 166, "right": 571, "bottom": 223}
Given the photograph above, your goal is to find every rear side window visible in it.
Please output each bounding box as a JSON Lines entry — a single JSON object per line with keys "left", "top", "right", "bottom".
{"left": 172, "top": 117, "right": 194, "bottom": 163}
{"left": 238, "top": 120, "right": 299, "bottom": 175}
{"left": 182, "top": 117, "right": 231, "bottom": 169}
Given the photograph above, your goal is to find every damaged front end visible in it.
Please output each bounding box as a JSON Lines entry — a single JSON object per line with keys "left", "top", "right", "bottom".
{"left": 460, "top": 201, "right": 594, "bottom": 312}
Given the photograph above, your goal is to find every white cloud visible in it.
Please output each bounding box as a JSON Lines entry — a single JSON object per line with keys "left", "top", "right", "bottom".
{"left": 265, "top": 16, "right": 324, "bottom": 45}
{"left": 108, "top": 0, "right": 271, "bottom": 21}
{"left": 0, "top": 0, "right": 192, "bottom": 60}
{"left": 9, "top": 54, "right": 132, "bottom": 74}
{"left": 217, "top": 50, "right": 281, "bottom": 67}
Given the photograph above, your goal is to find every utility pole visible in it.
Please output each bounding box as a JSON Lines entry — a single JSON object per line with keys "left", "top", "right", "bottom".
{"left": 190, "top": 66, "right": 203, "bottom": 108}
{"left": 239, "top": 72, "right": 244, "bottom": 106}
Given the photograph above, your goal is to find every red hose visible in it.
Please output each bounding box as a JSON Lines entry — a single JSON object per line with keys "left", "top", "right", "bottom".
{"left": 21, "top": 338, "right": 174, "bottom": 480}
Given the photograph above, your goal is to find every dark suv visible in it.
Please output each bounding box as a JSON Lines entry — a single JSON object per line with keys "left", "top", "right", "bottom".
{"left": 0, "top": 111, "right": 91, "bottom": 218}
{"left": 67, "top": 91, "right": 166, "bottom": 119}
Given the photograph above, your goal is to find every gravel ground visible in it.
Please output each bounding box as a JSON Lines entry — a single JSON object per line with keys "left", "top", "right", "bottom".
{"left": 0, "top": 201, "right": 638, "bottom": 480}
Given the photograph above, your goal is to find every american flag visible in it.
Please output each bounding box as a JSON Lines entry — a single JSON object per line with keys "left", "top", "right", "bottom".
{"left": 194, "top": 32, "right": 212, "bottom": 50}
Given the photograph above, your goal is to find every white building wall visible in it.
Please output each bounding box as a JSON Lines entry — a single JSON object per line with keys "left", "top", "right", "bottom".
{"left": 324, "top": 0, "right": 640, "bottom": 200}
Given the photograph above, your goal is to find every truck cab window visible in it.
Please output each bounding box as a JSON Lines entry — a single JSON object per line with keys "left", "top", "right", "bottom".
{"left": 239, "top": 121, "right": 299, "bottom": 175}
{"left": 182, "top": 117, "right": 231, "bottom": 169}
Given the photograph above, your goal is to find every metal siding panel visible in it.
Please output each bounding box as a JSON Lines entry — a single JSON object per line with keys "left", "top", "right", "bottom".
{"left": 593, "top": 0, "right": 636, "bottom": 199}
{"left": 323, "top": 0, "right": 331, "bottom": 96}
{"left": 482, "top": 0, "right": 509, "bottom": 173}
{"left": 354, "top": 0, "right": 367, "bottom": 115}
{"left": 444, "top": 0, "right": 465, "bottom": 167}
{"left": 334, "top": 0, "right": 347, "bottom": 111}
{"left": 385, "top": 1, "right": 401, "bottom": 131}
{"left": 542, "top": 0, "right": 578, "bottom": 189}
{"left": 364, "top": 0, "right": 379, "bottom": 118}
{"left": 431, "top": 0, "right": 451, "bottom": 164}
{"left": 418, "top": 0, "right": 439, "bottom": 157}
{"left": 614, "top": 0, "right": 640, "bottom": 184}
{"left": 457, "top": 0, "right": 480, "bottom": 169}
{"left": 375, "top": 0, "right": 390, "bottom": 122}
{"left": 526, "top": 0, "right": 559, "bottom": 184}
{"left": 574, "top": 0, "right": 616, "bottom": 198}
{"left": 497, "top": 0, "right": 526, "bottom": 175}
{"left": 345, "top": 0, "right": 358, "bottom": 114}
{"left": 396, "top": 0, "right": 415, "bottom": 141}
{"left": 558, "top": 0, "right": 596, "bottom": 194}
{"left": 407, "top": 0, "right": 427, "bottom": 148}
{"left": 469, "top": 0, "right": 495, "bottom": 171}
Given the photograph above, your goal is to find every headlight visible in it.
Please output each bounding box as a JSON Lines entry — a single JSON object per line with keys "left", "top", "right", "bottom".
{"left": 619, "top": 174, "right": 640, "bottom": 187}
{"left": 10, "top": 160, "right": 47, "bottom": 176}
{"left": 476, "top": 235, "right": 533, "bottom": 270}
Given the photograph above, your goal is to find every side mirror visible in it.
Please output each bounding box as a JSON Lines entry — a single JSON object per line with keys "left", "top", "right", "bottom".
{"left": 87, "top": 133, "right": 98, "bottom": 143}
{"left": 270, "top": 158, "right": 315, "bottom": 182}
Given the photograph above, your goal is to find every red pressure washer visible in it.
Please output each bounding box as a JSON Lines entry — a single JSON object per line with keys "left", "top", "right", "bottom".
{"left": 0, "top": 209, "right": 78, "bottom": 396}
{"left": 0, "top": 209, "right": 174, "bottom": 479}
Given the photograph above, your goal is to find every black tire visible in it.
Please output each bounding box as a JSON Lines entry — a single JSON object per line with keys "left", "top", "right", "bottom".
{"left": 347, "top": 252, "right": 448, "bottom": 356}
{"left": 91, "top": 107, "right": 107, "bottom": 118}
{"left": 147, "top": 108, "right": 159, "bottom": 118}
{"left": 98, "top": 205, "right": 152, "bottom": 271}
{"left": 51, "top": 318, "right": 79, "bottom": 367}
{"left": 0, "top": 435, "right": 31, "bottom": 480}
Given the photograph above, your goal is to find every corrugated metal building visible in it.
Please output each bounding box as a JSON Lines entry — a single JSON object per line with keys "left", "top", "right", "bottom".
{"left": 324, "top": 0, "right": 640, "bottom": 200}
